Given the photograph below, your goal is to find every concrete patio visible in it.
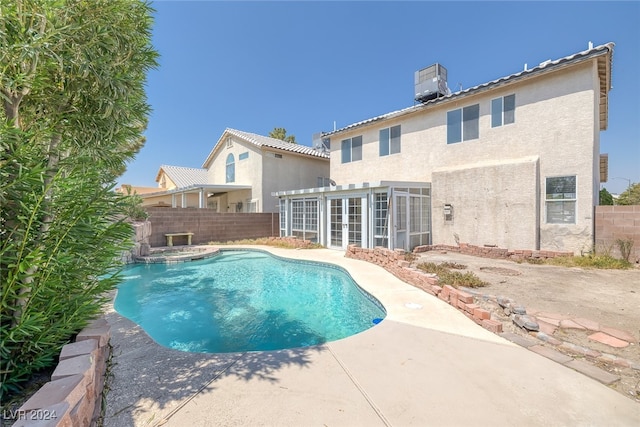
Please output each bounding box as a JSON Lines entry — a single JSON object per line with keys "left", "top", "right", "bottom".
{"left": 103, "top": 246, "right": 640, "bottom": 426}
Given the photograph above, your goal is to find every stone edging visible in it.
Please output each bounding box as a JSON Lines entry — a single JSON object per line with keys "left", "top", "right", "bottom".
{"left": 463, "top": 290, "right": 640, "bottom": 373}
{"left": 414, "top": 243, "right": 573, "bottom": 260}
{"left": 345, "top": 245, "right": 503, "bottom": 333}
{"left": 345, "top": 244, "right": 639, "bottom": 387}
{"left": 13, "top": 318, "right": 111, "bottom": 427}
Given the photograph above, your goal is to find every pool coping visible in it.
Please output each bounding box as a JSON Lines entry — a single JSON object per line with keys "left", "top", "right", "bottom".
{"left": 133, "top": 245, "right": 220, "bottom": 264}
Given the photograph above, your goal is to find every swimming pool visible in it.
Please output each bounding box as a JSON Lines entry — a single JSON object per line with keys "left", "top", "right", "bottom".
{"left": 114, "top": 249, "right": 386, "bottom": 353}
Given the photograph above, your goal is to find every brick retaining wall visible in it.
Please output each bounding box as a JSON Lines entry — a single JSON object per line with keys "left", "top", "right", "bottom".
{"left": 145, "top": 207, "right": 279, "bottom": 247}
{"left": 413, "top": 243, "right": 573, "bottom": 260}
{"left": 595, "top": 205, "right": 640, "bottom": 263}
{"left": 15, "top": 318, "right": 111, "bottom": 426}
{"left": 345, "top": 245, "right": 501, "bottom": 333}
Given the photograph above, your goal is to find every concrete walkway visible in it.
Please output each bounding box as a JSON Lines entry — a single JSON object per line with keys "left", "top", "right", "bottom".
{"left": 103, "top": 246, "right": 640, "bottom": 426}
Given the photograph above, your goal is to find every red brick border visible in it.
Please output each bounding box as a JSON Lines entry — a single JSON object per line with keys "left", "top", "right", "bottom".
{"left": 15, "top": 318, "right": 111, "bottom": 426}
{"left": 345, "top": 245, "right": 503, "bottom": 334}
{"left": 413, "top": 243, "right": 573, "bottom": 261}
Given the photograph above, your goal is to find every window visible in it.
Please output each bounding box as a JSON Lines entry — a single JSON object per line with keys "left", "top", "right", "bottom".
{"left": 374, "top": 192, "right": 389, "bottom": 248}
{"left": 379, "top": 125, "right": 401, "bottom": 156}
{"left": 279, "top": 199, "right": 287, "bottom": 236}
{"left": 545, "top": 176, "right": 576, "bottom": 224}
{"left": 246, "top": 199, "right": 258, "bottom": 212}
{"left": 491, "top": 94, "right": 515, "bottom": 128}
{"left": 341, "top": 136, "right": 362, "bottom": 163}
{"left": 291, "top": 198, "right": 318, "bottom": 242}
{"left": 226, "top": 137, "right": 233, "bottom": 148}
{"left": 447, "top": 104, "right": 479, "bottom": 144}
{"left": 317, "top": 177, "right": 331, "bottom": 187}
{"left": 225, "top": 153, "right": 235, "bottom": 183}
{"left": 239, "top": 152, "right": 249, "bottom": 160}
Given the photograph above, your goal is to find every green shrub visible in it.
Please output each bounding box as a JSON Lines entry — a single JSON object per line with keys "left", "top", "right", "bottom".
{"left": 547, "top": 255, "right": 631, "bottom": 269}
{"left": 416, "top": 262, "right": 488, "bottom": 288}
{"left": 0, "top": 0, "right": 157, "bottom": 398}
{"left": 616, "top": 239, "right": 634, "bottom": 263}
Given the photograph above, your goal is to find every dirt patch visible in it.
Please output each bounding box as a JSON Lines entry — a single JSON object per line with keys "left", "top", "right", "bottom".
{"left": 478, "top": 266, "right": 522, "bottom": 276}
{"left": 414, "top": 250, "right": 640, "bottom": 402}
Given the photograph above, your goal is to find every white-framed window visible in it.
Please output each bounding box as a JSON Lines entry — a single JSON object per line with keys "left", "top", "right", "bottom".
{"left": 374, "top": 192, "right": 389, "bottom": 248}
{"left": 239, "top": 152, "right": 249, "bottom": 160}
{"left": 545, "top": 176, "right": 576, "bottom": 224}
{"left": 246, "top": 199, "right": 258, "bottom": 212}
{"left": 279, "top": 199, "right": 287, "bottom": 236}
{"left": 447, "top": 104, "right": 479, "bottom": 144}
{"left": 491, "top": 94, "right": 516, "bottom": 128}
{"left": 291, "top": 198, "right": 319, "bottom": 242}
{"left": 341, "top": 135, "right": 362, "bottom": 163}
{"left": 380, "top": 125, "right": 401, "bottom": 156}
{"left": 225, "top": 153, "right": 235, "bottom": 183}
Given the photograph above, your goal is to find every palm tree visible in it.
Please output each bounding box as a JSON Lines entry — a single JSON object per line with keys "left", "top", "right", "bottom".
{"left": 269, "top": 127, "right": 297, "bottom": 144}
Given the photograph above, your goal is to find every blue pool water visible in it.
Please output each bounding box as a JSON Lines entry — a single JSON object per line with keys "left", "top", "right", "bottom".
{"left": 114, "top": 249, "right": 386, "bottom": 353}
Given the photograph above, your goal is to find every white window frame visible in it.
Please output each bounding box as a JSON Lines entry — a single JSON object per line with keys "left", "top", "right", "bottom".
{"left": 447, "top": 104, "right": 479, "bottom": 144}
{"left": 379, "top": 125, "right": 401, "bottom": 157}
{"left": 290, "top": 198, "right": 319, "bottom": 241}
{"left": 225, "top": 153, "right": 235, "bottom": 183}
{"left": 491, "top": 94, "right": 516, "bottom": 128}
{"left": 545, "top": 175, "right": 577, "bottom": 224}
{"left": 246, "top": 199, "right": 258, "bottom": 213}
{"left": 279, "top": 199, "right": 288, "bottom": 236}
{"left": 341, "top": 135, "right": 363, "bottom": 163}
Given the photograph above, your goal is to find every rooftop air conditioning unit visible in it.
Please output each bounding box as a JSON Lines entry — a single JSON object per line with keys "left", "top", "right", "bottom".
{"left": 414, "top": 63, "right": 450, "bottom": 103}
{"left": 312, "top": 132, "right": 330, "bottom": 153}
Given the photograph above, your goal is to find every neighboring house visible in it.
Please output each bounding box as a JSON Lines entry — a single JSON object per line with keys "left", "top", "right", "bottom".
{"left": 276, "top": 42, "right": 614, "bottom": 254}
{"left": 126, "top": 128, "right": 330, "bottom": 213}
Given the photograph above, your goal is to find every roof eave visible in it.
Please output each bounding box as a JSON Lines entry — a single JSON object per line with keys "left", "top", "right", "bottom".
{"left": 322, "top": 43, "right": 614, "bottom": 138}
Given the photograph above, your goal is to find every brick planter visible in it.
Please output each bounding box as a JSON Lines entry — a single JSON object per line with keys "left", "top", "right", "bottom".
{"left": 413, "top": 243, "right": 573, "bottom": 261}
{"left": 14, "top": 318, "right": 111, "bottom": 427}
{"left": 345, "top": 245, "right": 502, "bottom": 334}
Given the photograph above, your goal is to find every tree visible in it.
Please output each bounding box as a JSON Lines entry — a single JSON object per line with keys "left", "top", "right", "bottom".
{"left": 0, "top": 0, "right": 157, "bottom": 396}
{"left": 599, "top": 188, "right": 614, "bottom": 205}
{"left": 269, "top": 127, "right": 297, "bottom": 144}
{"left": 616, "top": 183, "right": 640, "bottom": 205}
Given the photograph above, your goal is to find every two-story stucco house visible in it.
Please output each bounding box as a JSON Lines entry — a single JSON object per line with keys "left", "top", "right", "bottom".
{"left": 275, "top": 42, "right": 613, "bottom": 254}
{"left": 129, "top": 128, "right": 330, "bottom": 213}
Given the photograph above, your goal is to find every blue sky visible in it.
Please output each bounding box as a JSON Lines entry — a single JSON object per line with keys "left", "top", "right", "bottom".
{"left": 118, "top": 0, "right": 640, "bottom": 195}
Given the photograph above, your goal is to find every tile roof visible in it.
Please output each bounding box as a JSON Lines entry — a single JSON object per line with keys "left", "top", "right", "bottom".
{"left": 323, "top": 42, "right": 614, "bottom": 136}
{"left": 202, "top": 128, "right": 329, "bottom": 168}
{"left": 225, "top": 128, "right": 330, "bottom": 158}
{"left": 157, "top": 165, "right": 209, "bottom": 188}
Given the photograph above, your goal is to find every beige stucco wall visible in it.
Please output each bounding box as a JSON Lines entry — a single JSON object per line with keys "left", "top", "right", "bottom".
{"left": 328, "top": 61, "right": 600, "bottom": 253}
{"left": 141, "top": 193, "right": 200, "bottom": 208}
{"left": 157, "top": 171, "right": 177, "bottom": 190}
{"left": 260, "top": 150, "right": 330, "bottom": 213}
{"left": 206, "top": 137, "right": 262, "bottom": 187}
{"left": 432, "top": 157, "right": 539, "bottom": 250}
{"left": 204, "top": 136, "right": 329, "bottom": 213}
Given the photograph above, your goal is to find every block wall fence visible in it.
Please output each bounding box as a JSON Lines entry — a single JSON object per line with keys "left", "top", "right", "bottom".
{"left": 144, "top": 207, "right": 280, "bottom": 247}
{"left": 595, "top": 205, "right": 640, "bottom": 263}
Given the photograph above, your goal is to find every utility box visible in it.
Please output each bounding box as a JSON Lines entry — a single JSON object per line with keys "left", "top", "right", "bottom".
{"left": 415, "top": 63, "right": 450, "bottom": 103}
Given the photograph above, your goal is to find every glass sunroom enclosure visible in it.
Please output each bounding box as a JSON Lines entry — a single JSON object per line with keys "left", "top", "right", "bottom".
{"left": 274, "top": 181, "right": 431, "bottom": 251}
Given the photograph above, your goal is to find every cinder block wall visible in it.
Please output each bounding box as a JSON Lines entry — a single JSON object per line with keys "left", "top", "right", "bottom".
{"left": 145, "top": 207, "right": 279, "bottom": 247}
{"left": 595, "top": 206, "right": 640, "bottom": 263}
